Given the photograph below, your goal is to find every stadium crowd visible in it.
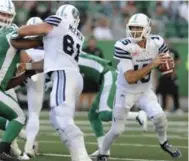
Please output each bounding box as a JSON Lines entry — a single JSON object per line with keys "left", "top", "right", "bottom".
{"left": 14, "top": 1, "right": 188, "bottom": 40}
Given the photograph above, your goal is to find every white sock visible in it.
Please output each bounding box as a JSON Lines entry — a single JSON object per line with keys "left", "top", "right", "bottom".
{"left": 100, "top": 107, "right": 129, "bottom": 155}
{"left": 68, "top": 135, "right": 91, "bottom": 161}
{"left": 97, "top": 136, "right": 104, "bottom": 148}
{"left": 100, "top": 130, "right": 117, "bottom": 155}
{"left": 57, "top": 123, "right": 91, "bottom": 161}
{"left": 152, "top": 113, "right": 167, "bottom": 144}
{"left": 157, "top": 132, "right": 167, "bottom": 144}
{"left": 25, "top": 114, "right": 39, "bottom": 153}
{"left": 127, "top": 112, "right": 139, "bottom": 120}
{"left": 25, "top": 139, "right": 35, "bottom": 154}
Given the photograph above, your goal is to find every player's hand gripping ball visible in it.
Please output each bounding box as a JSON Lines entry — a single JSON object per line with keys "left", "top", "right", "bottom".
{"left": 158, "top": 53, "right": 175, "bottom": 75}
{"left": 16, "top": 63, "right": 26, "bottom": 76}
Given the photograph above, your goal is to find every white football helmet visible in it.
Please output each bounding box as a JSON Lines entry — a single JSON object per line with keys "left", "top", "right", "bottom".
{"left": 126, "top": 13, "right": 151, "bottom": 42}
{"left": 26, "top": 17, "right": 43, "bottom": 38}
{"left": 56, "top": 4, "right": 80, "bottom": 28}
{"left": 0, "top": 0, "right": 16, "bottom": 28}
{"left": 26, "top": 17, "right": 43, "bottom": 25}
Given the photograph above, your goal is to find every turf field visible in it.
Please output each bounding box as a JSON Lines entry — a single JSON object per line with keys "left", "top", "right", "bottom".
{"left": 18, "top": 111, "right": 188, "bottom": 161}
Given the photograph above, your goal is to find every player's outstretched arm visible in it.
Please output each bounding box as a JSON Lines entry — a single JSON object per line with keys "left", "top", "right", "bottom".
{"left": 125, "top": 55, "right": 166, "bottom": 84}
{"left": 11, "top": 38, "right": 43, "bottom": 50}
{"left": 17, "top": 23, "right": 53, "bottom": 37}
{"left": 6, "top": 71, "right": 36, "bottom": 90}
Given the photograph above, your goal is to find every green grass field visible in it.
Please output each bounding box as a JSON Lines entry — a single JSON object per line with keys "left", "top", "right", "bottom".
{"left": 17, "top": 111, "right": 188, "bottom": 161}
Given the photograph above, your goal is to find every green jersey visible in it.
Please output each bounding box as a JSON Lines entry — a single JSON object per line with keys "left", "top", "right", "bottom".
{"left": 79, "top": 52, "right": 115, "bottom": 84}
{"left": 0, "top": 25, "right": 20, "bottom": 91}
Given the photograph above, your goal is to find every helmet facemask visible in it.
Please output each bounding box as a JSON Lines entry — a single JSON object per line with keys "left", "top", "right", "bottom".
{"left": 126, "top": 13, "right": 151, "bottom": 42}
{"left": 0, "top": 0, "right": 16, "bottom": 30}
{"left": 72, "top": 8, "right": 80, "bottom": 28}
{"left": 126, "top": 25, "right": 151, "bottom": 42}
{"left": 0, "top": 11, "right": 15, "bottom": 29}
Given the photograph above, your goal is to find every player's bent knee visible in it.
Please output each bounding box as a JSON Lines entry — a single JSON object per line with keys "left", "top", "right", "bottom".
{"left": 111, "top": 120, "right": 125, "bottom": 136}
{"left": 99, "top": 111, "right": 112, "bottom": 122}
{"left": 58, "top": 121, "right": 83, "bottom": 143}
{"left": 152, "top": 113, "right": 167, "bottom": 132}
{"left": 111, "top": 127, "right": 125, "bottom": 137}
{"left": 50, "top": 112, "right": 84, "bottom": 143}
{"left": 88, "top": 108, "right": 98, "bottom": 121}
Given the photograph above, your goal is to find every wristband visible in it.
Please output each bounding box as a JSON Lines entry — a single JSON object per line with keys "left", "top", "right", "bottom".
{"left": 25, "top": 63, "right": 32, "bottom": 70}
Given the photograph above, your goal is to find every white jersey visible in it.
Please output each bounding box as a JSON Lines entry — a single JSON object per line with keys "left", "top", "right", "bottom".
{"left": 43, "top": 15, "right": 85, "bottom": 74}
{"left": 26, "top": 48, "right": 45, "bottom": 62}
{"left": 114, "top": 35, "right": 169, "bottom": 93}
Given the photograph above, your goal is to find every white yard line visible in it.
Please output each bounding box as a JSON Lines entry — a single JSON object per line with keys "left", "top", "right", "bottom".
{"left": 39, "top": 125, "right": 188, "bottom": 133}
{"left": 40, "top": 120, "right": 188, "bottom": 126}
{"left": 39, "top": 132, "right": 188, "bottom": 140}
{"left": 27, "top": 140, "right": 187, "bottom": 149}
{"left": 40, "top": 111, "right": 188, "bottom": 118}
{"left": 38, "top": 153, "right": 172, "bottom": 161}
{"left": 86, "top": 142, "right": 188, "bottom": 149}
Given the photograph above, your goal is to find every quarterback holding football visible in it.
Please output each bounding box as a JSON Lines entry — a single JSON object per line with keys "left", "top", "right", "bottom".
{"left": 97, "top": 13, "right": 181, "bottom": 161}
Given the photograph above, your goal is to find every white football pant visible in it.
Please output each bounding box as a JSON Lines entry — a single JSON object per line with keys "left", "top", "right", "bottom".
{"left": 25, "top": 73, "right": 44, "bottom": 154}
{"left": 49, "top": 70, "right": 92, "bottom": 161}
{"left": 100, "top": 88, "right": 165, "bottom": 154}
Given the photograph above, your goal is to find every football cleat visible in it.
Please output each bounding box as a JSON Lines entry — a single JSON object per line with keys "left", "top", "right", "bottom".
{"left": 0, "top": 152, "right": 20, "bottom": 161}
{"left": 90, "top": 149, "right": 110, "bottom": 157}
{"left": 97, "top": 154, "right": 109, "bottom": 161}
{"left": 136, "top": 110, "right": 148, "bottom": 131}
{"left": 160, "top": 141, "right": 182, "bottom": 158}
{"left": 18, "top": 152, "right": 31, "bottom": 160}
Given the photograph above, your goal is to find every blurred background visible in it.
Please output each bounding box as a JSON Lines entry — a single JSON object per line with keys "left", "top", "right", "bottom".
{"left": 13, "top": 0, "right": 188, "bottom": 115}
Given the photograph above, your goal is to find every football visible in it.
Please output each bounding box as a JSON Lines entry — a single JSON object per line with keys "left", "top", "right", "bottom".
{"left": 158, "top": 55, "right": 175, "bottom": 75}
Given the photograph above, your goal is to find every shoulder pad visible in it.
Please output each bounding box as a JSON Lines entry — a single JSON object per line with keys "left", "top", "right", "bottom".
{"left": 150, "top": 35, "right": 169, "bottom": 54}
{"left": 114, "top": 40, "right": 132, "bottom": 60}
{"left": 44, "top": 15, "right": 62, "bottom": 27}
{"left": 119, "top": 38, "right": 132, "bottom": 46}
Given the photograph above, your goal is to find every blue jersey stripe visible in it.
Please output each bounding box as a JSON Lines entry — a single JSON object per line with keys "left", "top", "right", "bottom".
{"left": 159, "top": 43, "right": 165, "bottom": 51}
{"left": 44, "top": 15, "right": 61, "bottom": 26}
{"left": 115, "top": 50, "right": 130, "bottom": 56}
{"left": 114, "top": 53, "right": 132, "bottom": 60}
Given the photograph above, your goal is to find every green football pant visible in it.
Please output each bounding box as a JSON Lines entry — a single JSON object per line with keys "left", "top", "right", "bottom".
{"left": 88, "top": 70, "right": 117, "bottom": 138}
{"left": 0, "top": 89, "right": 25, "bottom": 144}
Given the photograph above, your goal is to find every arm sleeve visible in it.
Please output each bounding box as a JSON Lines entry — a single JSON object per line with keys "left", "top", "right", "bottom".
{"left": 114, "top": 41, "right": 132, "bottom": 60}
{"left": 155, "top": 35, "right": 169, "bottom": 54}
{"left": 44, "top": 15, "right": 62, "bottom": 27}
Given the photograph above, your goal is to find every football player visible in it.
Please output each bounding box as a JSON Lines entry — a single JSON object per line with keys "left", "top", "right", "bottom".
{"left": 4, "top": 17, "right": 45, "bottom": 160}
{"left": 0, "top": 0, "right": 25, "bottom": 160}
{"left": 19, "top": 51, "right": 148, "bottom": 157}
{"left": 19, "top": 17, "right": 44, "bottom": 159}
{"left": 79, "top": 52, "right": 148, "bottom": 156}
{"left": 13, "top": 4, "right": 92, "bottom": 161}
{"left": 97, "top": 13, "right": 181, "bottom": 161}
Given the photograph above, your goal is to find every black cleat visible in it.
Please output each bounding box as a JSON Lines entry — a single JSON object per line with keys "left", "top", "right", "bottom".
{"left": 160, "top": 141, "right": 182, "bottom": 158}
{"left": 0, "top": 152, "right": 20, "bottom": 161}
{"left": 96, "top": 154, "right": 109, "bottom": 161}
